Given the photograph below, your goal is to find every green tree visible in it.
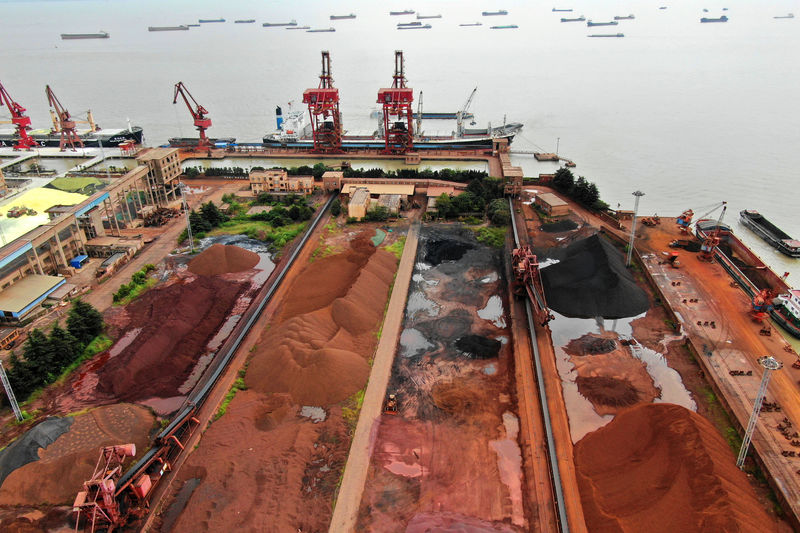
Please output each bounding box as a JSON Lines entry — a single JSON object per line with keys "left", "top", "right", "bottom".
{"left": 487, "top": 198, "right": 511, "bottom": 226}
{"left": 453, "top": 191, "right": 478, "bottom": 214}
{"left": 312, "top": 162, "right": 330, "bottom": 180}
{"left": 288, "top": 205, "right": 301, "bottom": 221}
{"left": 330, "top": 198, "right": 342, "bottom": 217}
{"left": 49, "top": 325, "right": 81, "bottom": 369}
{"left": 435, "top": 194, "right": 454, "bottom": 218}
{"left": 553, "top": 167, "right": 574, "bottom": 193}
{"left": 8, "top": 352, "right": 37, "bottom": 399}
{"left": 200, "top": 202, "right": 227, "bottom": 227}
{"left": 67, "top": 300, "right": 104, "bottom": 346}
{"left": 22, "top": 329, "right": 55, "bottom": 381}
{"left": 189, "top": 210, "right": 212, "bottom": 233}
{"left": 366, "top": 205, "right": 390, "bottom": 222}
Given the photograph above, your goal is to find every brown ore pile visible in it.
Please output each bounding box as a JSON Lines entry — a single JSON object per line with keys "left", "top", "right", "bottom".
{"left": 167, "top": 233, "right": 398, "bottom": 532}
{"left": 0, "top": 404, "right": 154, "bottom": 506}
{"left": 187, "top": 243, "right": 259, "bottom": 276}
{"left": 97, "top": 275, "right": 246, "bottom": 402}
{"left": 575, "top": 403, "right": 773, "bottom": 533}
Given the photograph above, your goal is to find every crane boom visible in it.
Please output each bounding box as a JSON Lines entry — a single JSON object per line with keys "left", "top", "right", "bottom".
{"left": 172, "top": 81, "right": 212, "bottom": 149}
{"left": 46, "top": 85, "right": 84, "bottom": 151}
{"left": 456, "top": 86, "right": 477, "bottom": 137}
{"left": 0, "top": 81, "right": 36, "bottom": 150}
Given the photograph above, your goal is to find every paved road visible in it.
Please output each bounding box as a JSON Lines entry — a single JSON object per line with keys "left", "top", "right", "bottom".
{"left": 329, "top": 221, "right": 420, "bottom": 533}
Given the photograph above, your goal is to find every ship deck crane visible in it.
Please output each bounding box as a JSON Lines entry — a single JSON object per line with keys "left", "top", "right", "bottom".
{"left": 377, "top": 50, "right": 414, "bottom": 154}
{"left": 415, "top": 90, "right": 423, "bottom": 136}
{"left": 172, "top": 81, "right": 212, "bottom": 149}
{"left": 302, "top": 51, "right": 342, "bottom": 153}
{"left": 698, "top": 201, "right": 727, "bottom": 261}
{"left": 46, "top": 85, "right": 84, "bottom": 151}
{"left": 456, "top": 87, "right": 477, "bottom": 137}
{"left": 0, "top": 80, "right": 36, "bottom": 150}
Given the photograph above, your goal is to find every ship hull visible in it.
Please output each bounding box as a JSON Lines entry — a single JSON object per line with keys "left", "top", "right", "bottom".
{"left": 0, "top": 127, "right": 143, "bottom": 148}
{"left": 261, "top": 131, "right": 517, "bottom": 150}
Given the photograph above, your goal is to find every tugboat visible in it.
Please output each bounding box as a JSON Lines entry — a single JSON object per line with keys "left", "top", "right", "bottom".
{"left": 739, "top": 210, "right": 800, "bottom": 257}
{"left": 772, "top": 290, "right": 800, "bottom": 339}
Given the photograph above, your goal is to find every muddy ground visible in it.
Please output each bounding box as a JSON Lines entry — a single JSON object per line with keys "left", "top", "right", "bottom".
{"left": 357, "top": 225, "right": 528, "bottom": 531}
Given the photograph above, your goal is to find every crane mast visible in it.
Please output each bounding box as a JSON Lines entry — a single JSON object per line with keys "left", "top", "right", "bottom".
{"left": 46, "top": 85, "right": 84, "bottom": 151}
{"left": 377, "top": 50, "right": 414, "bottom": 154}
{"left": 456, "top": 87, "right": 477, "bottom": 137}
{"left": 698, "top": 201, "right": 727, "bottom": 261}
{"left": 0, "top": 81, "right": 36, "bottom": 150}
{"left": 302, "top": 51, "right": 342, "bottom": 153}
{"left": 173, "top": 81, "right": 212, "bottom": 149}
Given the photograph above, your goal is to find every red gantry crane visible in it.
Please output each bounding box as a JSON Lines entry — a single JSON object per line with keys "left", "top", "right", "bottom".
{"left": 173, "top": 81, "right": 212, "bottom": 149}
{"left": 302, "top": 51, "right": 342, "bottom": 153}
{"left": 512, "top": 246, "right": 555, "bottom": 326}
{"left": 377, "top": 50, "right": 414, "bottom": 154}
{"left": 0, "top": 81, "right": 37, "bottom": 150}
{"left": 46, "top": 85, "right": 84, "bottom": 151}
{"left": 698, "top": 201, "right": 727, "bottom": 261}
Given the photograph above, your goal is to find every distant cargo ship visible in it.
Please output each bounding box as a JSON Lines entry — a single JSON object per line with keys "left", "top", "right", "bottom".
{"left": 774, "top": 13, "right": 794, "bottom": 19}
{"left": 459, "top": 22, "right": 483, "bottom": 26}
{"left": 286, "top": 26, "right": 311, "bottom": 30}
{"left": 263, "top": 20, "right": 297, "bottom": 27}
{"left": 482, "top": 10, "right": 508, "bottom": 16}
{"left": 614, "top": 14, "right": 635, "bottom": 20}
{"left": 398, "top": 24, "right": 431, "bottom": 30}
{"left": 561, "top": 17, "right": 585, "bottom": 22}
{"left": 307, "top": 28, "right": 335, "bottom": 33}
{"left": 417, "top": 14, "right": 442, "bottom": 19}
{"left": 491, "top": 25, "right": 518, "bottom": 29}
{"left": 60, "top": 31, "right": 109, "bottom": 40}
{"left": 552, "top": 8, "right": 573, "bottom": 12}
{"left": 587, "top": 20, "right": 618, "bottom": 26}
{"left": 234, "top": 19, "right": 256, "bottom": 24}
{"left": 390, "top": 10, "right": 415, "bottom": 16}
{"left": 700, "top": 15, "right": 728, "bottom": 22}
{"left": 330, "top": 14, "right": 356, "bottom": 20}
{"left": 740, "top": 210, "right": 800, "bottom": 257}
{"left": 0, "top": 125, "right": 143, "bottom": 148}
{"left": 198, "top": 18, "right": 225, "bottom": 23}
{"left": 589, "top": 33, "right": 624, "bottom": 37}
{"left": 398, "top": 22, "right": 422, "bottom": 27}
{"left": 148, "top": 26, "right": 189, "bottom": 32}
{"left": 187, "top": 24, "right": 200, "bottom": 27}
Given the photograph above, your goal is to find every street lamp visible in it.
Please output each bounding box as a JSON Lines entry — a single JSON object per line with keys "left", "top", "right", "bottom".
{"left": 626, "top": 190, "right": 645, "bottom": 267}
{"left": 736, "top": 356, "right": 783, "bottom": 468}
{"left": 178, "top": 181, "right": 194, "bottom": 253}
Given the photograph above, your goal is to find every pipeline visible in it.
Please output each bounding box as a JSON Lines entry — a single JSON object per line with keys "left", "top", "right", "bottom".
{"left": 508, "top": 198, "right": 570, "bottom": 532}
{"left": 115, "top": 193, "right": 336, "bottom": 495}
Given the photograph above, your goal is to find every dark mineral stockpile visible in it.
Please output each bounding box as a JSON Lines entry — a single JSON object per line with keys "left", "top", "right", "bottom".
{"left": 541, "top": 234, "right": 648, "bottom": 319}
{"left": 575, "top": 403, "right": 773, "bottom": 532}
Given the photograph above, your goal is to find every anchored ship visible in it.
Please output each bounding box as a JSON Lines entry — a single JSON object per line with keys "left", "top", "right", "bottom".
{"left": 553, "top": 8, "right": 573, "bottom": 12}
{"left": 307, "top": 28, "right": 335, "bottom": 33}
{"left": 482, "top": 10, "right": 508, "bottom": 16}
{"left": 561, "top": 17, "right": 585, "bottom": 22}
{"left": 263, "top": 20, "right": 297, "bottom": 27}
{"left": 459, "top": 22, "right": 483, "bottom": 26}
{"left": 398, "top": 24, "right": 431, "bottom": 30}
{"left": 739, "top": 210, "right": 800, "bottom": 258}
{"left": 398, "top": 22, "right": 422, "bottom": 27}
{"left": 491, "top": 25, "right": 518, "bottom": 29}
{"left": 330, "top": 14, "right": 356, "bottom": 20}
{"left": 61, "top": 31, "right": 109, "bottom": 39}
{"left": 700, "top": 15, "right": 728, "bottom": 22}
{"left": 148, "top": 26, "right": 189, "bottom": 32}
{"left": 417, "top": 14, "right": 442, "bottom": 19}
{"left": 614, "top": 14, "right": 635, "bottom": 20}
{"left": 589, "top": 33, "right": 624, "bottom": 37}
{"left": 234, "top": 19, "right": 256, "bottom": 24}
{"left": 263, "top": 106, "right": 521, "bottom": 150}
{"left": 390, "top": 10, "right": 415, "bottom": 16}
{"left": 587, "top": 20, "right": 618, "bottom": 26}
{"left": 198, "top": 18, "right": 225, "bottom": 23}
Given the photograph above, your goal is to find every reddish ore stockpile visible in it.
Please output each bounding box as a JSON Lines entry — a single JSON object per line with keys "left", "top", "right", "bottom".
{"left": 187, "top": 244, "right": 259, "bottom": 276}
{"left": 0, "top": 404, "right": 154, "bottom": 506}
{"left": 97, "top": 276, "right": 247, "bottom": 402}
{"left": 575, "top": 403, "right": 774, "bottom": 533}
{"left": 168, "top": 234, "right": 398, "bottom": 533}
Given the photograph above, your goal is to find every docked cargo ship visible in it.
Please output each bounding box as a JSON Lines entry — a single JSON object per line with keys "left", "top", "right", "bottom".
{"left": 263, "top": 107, "right": 521, "bottom": 150}
{"left": 695, "top": 219, "right": 800, "bottom": 338}
{"left": 739, "top": 210, "right": 800, "bottom": 257}
{"left": 148, "top": 26, "right": 189, "bottom": 31}
{"left": 61, "top": 31, "right": 109, "bottom": 39}
{"left": 0, "top": 125, "right": 143, "bottom": 148}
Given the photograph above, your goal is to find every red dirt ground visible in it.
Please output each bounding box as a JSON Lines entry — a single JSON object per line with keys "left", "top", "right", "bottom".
{"left": 0, "top": 404, "right": 154, "bottom": 506}
{"left": 165, "top": 232, "right": 398, "bottom": 533}
{"left": 575, "top": 403, "right": 779, "bottom": 533}
{"left": 96, "top": 276, "right": 247, "bottom": 402}
{"left": 187, "top": 244, "right": 259, "bottom": 276}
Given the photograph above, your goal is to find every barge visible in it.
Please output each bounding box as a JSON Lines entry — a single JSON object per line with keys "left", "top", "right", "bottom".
{"left": 740, "top": 210, "right": 800, "bottom": 257}
{"left": 0, "top": 126, "right": 143, "bottom": 148}
{"left": 61, "top": 31, "right": 109, "bottom": 39}
{"left": 167, "top": 136, "right": 235, "bottom": 148}
{"left": 148, "top": 26, "right": 189, "bottom": 31}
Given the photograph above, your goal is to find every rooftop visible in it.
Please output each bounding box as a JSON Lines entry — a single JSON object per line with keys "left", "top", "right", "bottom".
{"left": 342, "top": 183, "right": 415, "bottom": 197}
{"left": 136, "top": 147, "right": 179, "bottom": 161}
{"left": 536, "top": 192, "right": 568, "bottom": 207}
{"left": 0, "top": 274, "right": 65, "bottom": 315}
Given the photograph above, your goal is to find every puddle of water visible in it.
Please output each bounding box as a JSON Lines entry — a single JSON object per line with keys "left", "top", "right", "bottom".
{"left": 109, "top": 327, "right": 142, "bottom": 357}
{"left": 300, "top": 406, "right": 327, "bottom": 423}
{"left": 406, "top": 290, "right": 440, "bottom": 319}
{"left": 399, "top": 328, "right": 434, "bottom": 358}
{"left": 483, "top": 363, "right": 497, "bottom": 375}
{"left": 251, "top": 253, "right": 276, "bottom": 286}
{"left": 206, "top": 315, "right": 241, "bottom": 352}
{"left": 385, "top": 460, "right": 424, "bottom": 478}
{"left": 477, "top": 295, "right": 506, "bottom": 328}
{"left": 489, "top": 412, "right": 525, "bottom": 527}
{"left": 139, "top": 395, "right": 187, "bottom": 416}
{"left": 481, "top": 273, "right": 498, "bottom": 283}
{"left": 179, "top": 351, "right": 216, "bottom": 394}
{"left": 629, "top": 343, "right": 696, "bottom": 411}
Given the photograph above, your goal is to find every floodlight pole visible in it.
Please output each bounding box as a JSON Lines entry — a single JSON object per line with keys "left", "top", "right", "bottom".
{"left": 737, "top": 355, "right": 783, "bottom": 468}
{"left": 179, "top": 182, "right": 194, "bottom": 253}
{"left": 0, "top": 360, "right": 23, "bottom": 421}
{"left": 626, "top": 190, "right": 645, "bottom": 267}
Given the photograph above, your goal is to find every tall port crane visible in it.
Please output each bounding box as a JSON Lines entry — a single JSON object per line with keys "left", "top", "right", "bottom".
{"left": 45, "top": 85, "right": 84, "bottom": 151}
{"left": 173, "top": 81, "right": 212, "bottom": 149}
{"left": 0, "top": 81, "right": 36, "bottom": 150}
{"left": 302, "top": 50, "right": 342, "bottom": 153}
{"left": 512, "top": 246, "right": 554, "bottom": 326}
{"left": 698, "top": 201, "right": 727, "bottom": 261}
{"left": 456, "top": 87, "right": 477, "bottom": 137}
{"left": 377, "top": 50, "right": 414, "bottom": 154}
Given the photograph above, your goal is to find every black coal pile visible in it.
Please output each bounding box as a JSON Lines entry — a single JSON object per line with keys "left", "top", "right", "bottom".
{"left": 455, "top": 335, "right": 501, "bottom": 359}
{"left": 540, "top": 234, "right": 649, "bottom": 319}
{"left": 0, "top": 417, "right": 73, "bottom": 486}
{"left": 424, "top": 239, "right": 473, "bottom": 266}
{"left": 542, "top": 219, "right": 578, "bottom": 233}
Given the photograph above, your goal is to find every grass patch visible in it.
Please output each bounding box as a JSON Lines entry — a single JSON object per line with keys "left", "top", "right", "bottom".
{"left": 341, "top": 388, "right": 366, "bottom": 434}
{"left": 114, "top": 277, "right": 157, "bottom": 306}
{"left": 210, "top": 220, "right": 307, "bottom": 249}
{"left": 385, "top": 237, "right": 406, "bottom": 260}
{"left": 54, "top": 334, "right": 113, "bottom": 386}
{"left": 472, "top": 226, "right": 507, "bottom": 248}
{"left": 214, "top": 374, "right": 248, "bottom": 421}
